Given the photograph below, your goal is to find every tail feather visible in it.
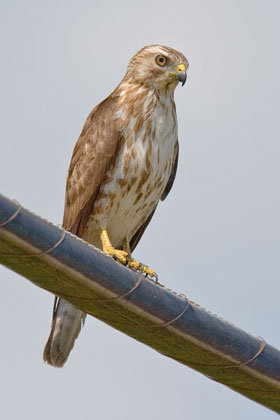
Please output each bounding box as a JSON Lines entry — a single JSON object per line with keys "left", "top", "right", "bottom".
{"left": 43, "top": 298, "right": 86, "bottom": 367}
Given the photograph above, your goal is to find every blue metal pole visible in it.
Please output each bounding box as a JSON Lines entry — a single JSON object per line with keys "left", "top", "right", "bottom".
{"left": 0, "top": 193, "right": 279, "bottom": 413}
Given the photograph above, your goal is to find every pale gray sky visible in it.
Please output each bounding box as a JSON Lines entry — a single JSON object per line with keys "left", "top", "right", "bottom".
{"left": 1, "top": 1, "right": 280, "bottom": 419}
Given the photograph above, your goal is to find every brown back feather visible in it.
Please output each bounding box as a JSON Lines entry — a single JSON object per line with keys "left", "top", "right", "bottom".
{"left": 63, "top": 96, "right": 120, "bottom": 236}
{"left": 161, "top": 141, "right": 179, "bottom": 201}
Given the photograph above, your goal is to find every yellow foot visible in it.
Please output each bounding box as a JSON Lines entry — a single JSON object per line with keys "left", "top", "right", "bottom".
{"left": 101, "top": 229, "right": 127, "bottom": 264}
{"left": 123, "top": 237, "right": 157, "bottom": 279}
{"left": 101, "top": 231, "right": 157, "bottom": 279}
{"left": 104, "top": 246, "right": 128, "bottom": 264}
{"left": 127, "top": 259, "right": 156, "bottom": 278}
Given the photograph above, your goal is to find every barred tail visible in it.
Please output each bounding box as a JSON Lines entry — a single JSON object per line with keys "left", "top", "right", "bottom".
{"left": 43, "top": 298, "right": 86, "bottom": 367}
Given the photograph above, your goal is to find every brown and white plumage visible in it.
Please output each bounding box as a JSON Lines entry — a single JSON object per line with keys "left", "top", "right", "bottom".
{"left": 43, "top": 45, "right": 188, "bottom": 367}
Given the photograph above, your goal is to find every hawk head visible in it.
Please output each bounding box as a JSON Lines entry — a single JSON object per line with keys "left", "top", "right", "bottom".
{"left": 125, "top": 45, "right": 189, "bottom": 91}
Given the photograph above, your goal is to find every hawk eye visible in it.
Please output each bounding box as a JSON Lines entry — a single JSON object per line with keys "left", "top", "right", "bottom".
{"left": 155, "top": 55, "right": 167, "bottom": 67}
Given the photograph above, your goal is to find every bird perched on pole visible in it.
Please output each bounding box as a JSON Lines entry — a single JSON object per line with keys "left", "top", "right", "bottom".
{"left": 44, "top": 44, "right": 189, "bottom": 367}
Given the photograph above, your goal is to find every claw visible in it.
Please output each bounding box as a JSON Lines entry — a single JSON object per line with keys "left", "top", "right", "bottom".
{"left": 105, "top": 247, "right": 128, "bottom": 264}
{"left": 153, "top": 272, "right": 159, "bottom": 283}
{"left": 127, "top": 259, "right": 156, "bottom": 278}
{"left": 101, "top": 229, "right": 128, "bottom": 264}
{"left": 101, "top": 231, "right": 157, "bottom": 277}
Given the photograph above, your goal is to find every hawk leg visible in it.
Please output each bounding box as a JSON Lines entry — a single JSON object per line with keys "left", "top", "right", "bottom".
{"left": 100, "top": 231, "right": 156, "bottom": 278}
{"left": 123, "top": 238, "right": 156, "bottom": 278}
{"left": 101, "top": 230, "right": 128, "bottom": 264}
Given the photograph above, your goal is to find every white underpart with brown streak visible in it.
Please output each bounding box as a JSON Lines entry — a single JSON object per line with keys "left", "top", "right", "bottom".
{"left": 83, "top": 84, "right": 178, "bottom": 249}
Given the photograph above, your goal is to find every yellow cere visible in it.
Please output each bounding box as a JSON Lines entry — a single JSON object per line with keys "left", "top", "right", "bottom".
{"left": 177, "top": 64, "right": 186, "bottom": 72}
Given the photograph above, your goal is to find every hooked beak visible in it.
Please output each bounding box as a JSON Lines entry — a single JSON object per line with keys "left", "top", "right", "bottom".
{"left": 176, "top": 63, "right": 187, "bottom": 86}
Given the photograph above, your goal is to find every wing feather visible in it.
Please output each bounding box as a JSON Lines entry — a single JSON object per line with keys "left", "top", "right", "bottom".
{"left": 62, "top": 96, "right": 120, "bottom": 236}
{"left": 129, "top": 206, "right": 158, "bottom": 253}
{"left": 161, "top": 141, "right": 179, "bottom": 201}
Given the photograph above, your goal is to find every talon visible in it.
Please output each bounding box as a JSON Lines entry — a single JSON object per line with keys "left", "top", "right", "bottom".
{"left": 106, "top": 247, "right": 127, "bottom": 264}
{"left": 153, "top": 272, "right": 159, "bottom": 283}
{"left": 122, "top": 237, "right": 156, "bottom": 277}
{"left": 101, "top": 231, "right": 156, "bottom": 276}
{"left": 127, "top": 259, "right": 156, "bottom": 277}
{"left": 101, "top": 229, "right": 128, "bottom": 264}
{"left": 128, "top": 260, "right": 141, "bottom": 270}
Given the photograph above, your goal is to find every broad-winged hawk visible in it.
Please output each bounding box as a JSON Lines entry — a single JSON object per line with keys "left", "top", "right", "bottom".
{"left": 44, "top": 45, "right": 188, "bottom": 367}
